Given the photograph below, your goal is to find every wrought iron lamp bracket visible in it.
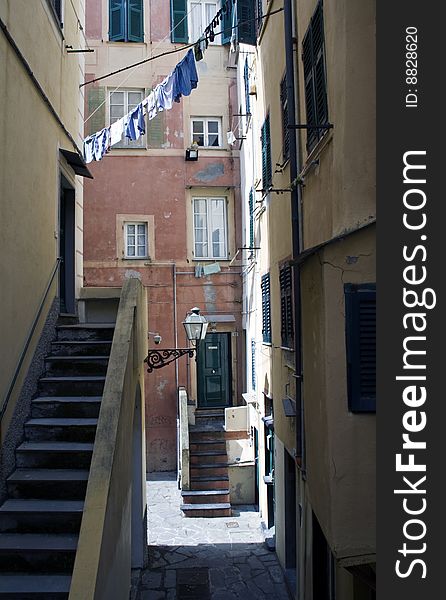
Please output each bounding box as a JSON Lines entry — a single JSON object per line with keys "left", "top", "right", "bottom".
{"left": 145, "top": 348, "right": 196, "bottom": 373}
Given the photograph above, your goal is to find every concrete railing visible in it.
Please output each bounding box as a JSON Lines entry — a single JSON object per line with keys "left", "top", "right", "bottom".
{"left": 69, "top": 276, "right": 148, "bottom": 600}
{"left": 178, "top": 386, "right": 190, "bottom": 491}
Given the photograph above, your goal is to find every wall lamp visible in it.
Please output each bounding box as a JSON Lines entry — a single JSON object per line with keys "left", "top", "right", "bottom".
{"left": 185, "top": 143, "right": 199, "bottom": 161}
{"left": 144, "top": 307, "right": 208, "bottom": 373}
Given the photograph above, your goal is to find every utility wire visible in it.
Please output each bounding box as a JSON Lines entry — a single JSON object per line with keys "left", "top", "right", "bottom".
{"left": 81, "top": 7, "right": 284, "bottom": 89}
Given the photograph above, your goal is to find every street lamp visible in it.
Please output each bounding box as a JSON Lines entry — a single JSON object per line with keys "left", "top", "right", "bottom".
{"left": 145, "top": 307, "right": 208, "bottom": 373}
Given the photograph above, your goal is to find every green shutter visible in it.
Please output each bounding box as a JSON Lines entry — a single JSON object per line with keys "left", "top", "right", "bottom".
{"left": 109, "top": 0, "right": 125, "bottom": 41}
{"left": 128, "top": 0, "right": 143, "bottom": 42}
{"left": 87, "top": 87, "right": 106, "bottom": 136}
{"left": 237, "top": 0, "right": 256, "bottom": 45}
{"left": 261, "top": 273, "right": 271, "bottom": 344}
{"left": 147, "top": 111, "right": 165, "bottom": 148}
{"left": 244, "top": 58, "right": 251, "bottom": 115}
{"left": 261, "top": 115, "right": 272, "bottom": 189}
{"left": 345, "top": 283, "right": 376, "bottom": 412}
{"left": 222, "top": 2, "right": 233, "bottom": 44}
{"left": 171, "top": 0, "right": 188, "bottom": 43}
{"left": 248, "top": 188, "right": 254, "bottom": 249}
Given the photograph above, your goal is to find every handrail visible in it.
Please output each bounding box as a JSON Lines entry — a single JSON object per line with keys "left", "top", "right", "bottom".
{"left": 1, "top": 257, "right": 62, "bottom": 421}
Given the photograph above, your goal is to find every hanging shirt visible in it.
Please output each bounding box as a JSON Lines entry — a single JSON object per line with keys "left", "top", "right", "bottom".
{"left": 125, "top": 103, "right": 145, "bottom": 141}
{"left": 110, "top": 117, "right": 124, "bottom": 146}
{"left": 83, "top": 135, "right": 96, "bottom": 164}
{"left": 173, "top": 49, "right": 199, "bottom": 103}
{"left": 155, "top": 72, "right": 176, "bottom": 112}
{"left": 145, "top": 91, "right": 158, "bottom": 121}
{"left": 93, "top": 127, "right": 110, "bottom": 161}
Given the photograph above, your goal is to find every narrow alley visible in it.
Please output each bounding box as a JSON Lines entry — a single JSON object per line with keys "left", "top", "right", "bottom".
{"left": 133, "top": 473, "right": 291, "bottom": 600}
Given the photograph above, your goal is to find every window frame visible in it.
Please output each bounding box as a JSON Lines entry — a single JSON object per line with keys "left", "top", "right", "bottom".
{"left": 109, "top": 88, "right": 146, "bottom": 149}
{"left": 47, "top": 0, "right": 63, "bottom": 28}
{"left": 187, "top": 0, "right": 221, "bottom": 45}
{"left": 109, "top": 0, "right": 144, "bottom": 43}
{"left": 280, "top": 73, "right": 290, "bottom": 163}
{"left": 191, "top": 117, "right": 223, "bottom": 148}
{"left": 344, "top": 283, "right": 376, "bottom": 413}
{"left": 124, "top": 222, "right": 149, "bottom": 259}
{"left": 192, "top": 196, "right": 228, "bottom": 260}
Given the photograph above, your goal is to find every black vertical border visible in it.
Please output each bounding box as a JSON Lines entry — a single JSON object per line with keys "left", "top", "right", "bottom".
{"left": 378, "top": 2, "right": 445, "bottom": 597}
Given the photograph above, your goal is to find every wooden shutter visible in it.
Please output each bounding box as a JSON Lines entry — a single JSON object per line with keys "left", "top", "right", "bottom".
{"left": 251, "top": 339, "right": 256, "bottom": 390}
{"left": 280, "top": 265, "right": 293, "bottom": 348}
{"left": 280, "top": 74, "right": 290, "bottom": 161}
{"left": 345, "top": 283, "right": 376, "bottom": 412}
{"left": 87, "top": 87, "right": 105, "bottom": 136}
{"left": 237, "top": 0, "right": 256, "bottom": 45}
{"left": 171, "top": 0, "right": 188, "bottom": 43}
{"left": 222, "top": 2, "right": 233, "bottom": 44}
{"left": 261, "top": 115, "right": 272, "bottom": 189}
{"left": 109, "top": 0, "right": 125, "bottom": 41}
{"left": 261, "top": 273, "right": 271, "bottom": 344}
{"left": 244, "top": 58, "right": 251, "bottom": 115}
{"left": 302, "top": 0, "right": 328, "bottom": 151}
{"left": 147, "top": 111, "right": 165, "bottom": 148}
{"left": 127, "top": 0, "right": 143, "bottom": 42}
{"left": 248, "top": 188, "right": 254, "bottom": 249}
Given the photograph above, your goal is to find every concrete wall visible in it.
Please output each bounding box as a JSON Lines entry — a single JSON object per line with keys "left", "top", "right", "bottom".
{"left": 83, "top": 0, "right": 242, "bottom": 471}
{"left": 0, "top": 0, "right": 85, "bottom": 436}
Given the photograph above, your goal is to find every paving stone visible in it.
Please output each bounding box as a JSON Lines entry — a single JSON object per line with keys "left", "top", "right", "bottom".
{"left": 209, "top": 568, "right": 226, "bottom": 589}
{"left": 247, "top": 555, "right": 264, "bottom": 571}
{"left": 268, "top": 565, "right": 285, "bottom": 584}
{"left": 164, "top": 569, "right": 176, "bottom": 589}
{"left": 141, "top": 570, "right": 162, "bottom": 589}
{"left": 140, "top": 590, "right": 166, "bottom": 600}
{"left": 212, "top": 591, "right": 237, "bottom": 600}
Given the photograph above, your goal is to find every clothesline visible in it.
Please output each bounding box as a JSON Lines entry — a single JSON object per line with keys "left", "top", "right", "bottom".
{"left": 83, "top": 48, "right": 199, "bottom": 164}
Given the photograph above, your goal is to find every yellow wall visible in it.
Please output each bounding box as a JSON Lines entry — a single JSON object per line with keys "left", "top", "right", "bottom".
{"left": 0, "top": 0, "right": 85, "bottom": 433}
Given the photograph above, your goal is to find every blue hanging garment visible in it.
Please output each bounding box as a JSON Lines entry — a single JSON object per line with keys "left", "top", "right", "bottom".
{"left": 125, "top": 103, "right": 145, "bottom": 141}
{"left": 93, "top": 127, "right": 110, "bottom": 161}
{"left": 83, "top": 134, "right": 96, "bottom": 164}
{"left": 173, "top": 49, "right": 199, "bottom": 103}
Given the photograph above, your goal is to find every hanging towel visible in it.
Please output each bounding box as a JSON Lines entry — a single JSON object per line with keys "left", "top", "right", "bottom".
{"left": 227, "top": 131, "right": 236, "bottom": 145}
{"left": 125, "top": 103, "right": 145, "bottom": 141}
{"left": 110, "top": 117, "right": 124, "bottom": 146}
{"left": 83, "top": 134, "right": 96, "bottom": 164}
{"left": 93, "top": 127, "right": 110, "bottom": 161}
{"left": 173, "top": 49, "right": 199, "bottom": 103}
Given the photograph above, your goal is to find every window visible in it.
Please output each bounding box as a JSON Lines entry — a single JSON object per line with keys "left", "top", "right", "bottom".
{"left": 261, "top": 273, "right": 271, "bottom": 344}
{"left": 302, "top": 0, "right": 328, "bottom": 151}
{"left": 344, "top": 283, "right": 376, "bottom": 412}
{"left": 248, "top": 188, "right": 254, "bottom": 252}
{"left": 109, "top": 89, "right": 145, "bottom": 148}
{"left": 189, "top": 1, "right": 219, "bottom": 44}
{"left": 261, "top": 115, "right": 272, "bottom": 190}
{"left": 193, "top": 197, "right": 228, "bottom": 259}
{"left": 125, "top": 223, "right": 148, "bottom": 258}
{"left": 279, "top": 264, "right": 293, "bottom": 348}
{"left": 280, "top": 73, "right": 290, "bottom": 162}
{"left": 191, "top": 118, "right": 222, "bottom": 148}
{"left": 109, "top": 0, "right": 144, "bottom": 42}
{"left": 48, "top": 0, "right": 62, "bottom": 26}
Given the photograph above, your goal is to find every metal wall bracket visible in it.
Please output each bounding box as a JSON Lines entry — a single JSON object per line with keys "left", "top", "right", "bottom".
{"left": 145, "top": 348, "right": 196, "bottom": 373}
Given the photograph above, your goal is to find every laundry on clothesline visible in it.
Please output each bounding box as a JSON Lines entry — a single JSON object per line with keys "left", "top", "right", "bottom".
{"left": 83, "top": 48, "right": 199, "bottom": 164}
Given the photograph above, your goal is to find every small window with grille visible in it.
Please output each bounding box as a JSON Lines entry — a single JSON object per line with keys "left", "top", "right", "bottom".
{"left": 125, "top": 222, "right": 148, "bottom": 258}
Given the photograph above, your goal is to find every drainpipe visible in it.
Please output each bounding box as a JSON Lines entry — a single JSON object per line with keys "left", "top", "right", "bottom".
{"left": 173, "top": 263, "right": 179, "bottom": 394}
{"left": 284, "top": 0, "right": 305, "bottom": 469}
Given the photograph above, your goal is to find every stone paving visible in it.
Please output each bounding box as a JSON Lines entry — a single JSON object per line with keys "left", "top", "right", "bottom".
{"left": 132, "top": 472, "right": 291, "bottom": 600}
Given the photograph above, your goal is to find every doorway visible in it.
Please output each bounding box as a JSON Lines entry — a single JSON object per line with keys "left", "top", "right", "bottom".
{"left": 285, "top": 449, "right": 297, "bottom": 591}
{"left": 59, "top": 176, "right": 75, "bottom": 314}
{"left": 196, "top": 332, "right": 231, "bottom": 408}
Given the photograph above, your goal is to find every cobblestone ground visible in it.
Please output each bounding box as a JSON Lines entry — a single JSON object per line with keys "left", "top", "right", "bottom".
{"left": 132, "top": 472, "right": 291, "bottom": 600}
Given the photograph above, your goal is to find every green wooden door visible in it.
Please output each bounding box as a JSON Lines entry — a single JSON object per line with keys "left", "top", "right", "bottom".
{"left": 197, "top": 333, "right": 231, "bottom": 408}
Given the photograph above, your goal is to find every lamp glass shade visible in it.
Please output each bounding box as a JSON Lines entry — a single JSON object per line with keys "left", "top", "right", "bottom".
{"left": 183, "top": 308, "right": 208, "bottom": 344}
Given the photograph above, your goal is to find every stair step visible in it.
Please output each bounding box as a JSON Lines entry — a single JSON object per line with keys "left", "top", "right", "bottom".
{"left": 190, "top": 452, "right": 228, "bottom": 465}
{"left": 0, "top": 533, "right": 78, "bottom": 572}
{"left": 181, "top": 503, "right": 231, "bottom": 518}
{"left": 56, "top": 324, "right": 115, "bottom": 342}
{"left": 24, "top": 418, "right": 98, "bottom": 442}
{"left": 190, "top": 463, "right": 228, "bottom": 468}
{"left": 44, "top": 356, "right": 109, "bottom": 376}
{"left": 0, "top": 574, "right": 71, "bottom": 598}
{"left": 7, "top": 469, "right": 89, "bottom": 500}
{"left": 0, "top": 499, "right": 84, "bottom": 533}
{"left": 51, "top": 340, "right": 112, "bottom": 357}
{"left": 38, "top": 376, "right": 106, "bottom": 397}
{"left": 31, "top": 397, "right": 101, "bottom": 419}
{"left": 16, "top": 442, "right": 94, "bottom": 468}
{"left": 189, "top": 476, "right": 229, "bottom": 491}
{"left": 189, "top": 431, "right": 226, "bottom": 441}
{"left": 181, "top": 489, "right": 230, "bottom": 504}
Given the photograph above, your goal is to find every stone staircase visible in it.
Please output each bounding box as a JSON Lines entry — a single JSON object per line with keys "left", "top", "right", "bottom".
{"left": 0, "top": 322, "right": 114, "bottom": 599}
{"left": 181, "top": 410, "right": 232, "bottom": 518}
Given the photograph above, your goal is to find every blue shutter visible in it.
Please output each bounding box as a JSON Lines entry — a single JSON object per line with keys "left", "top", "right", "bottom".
{"left": 237, "top": 0, "right": 256, "bottom": 45}
{"left": 109, "top": 0, "right": 125, "bottom": 41}
{"left": 345, "top": 283, "right": 376, "bottom": 412}
{"left": 127, "top": 0, "right": 143, "bottom": 42}
{"left": 171, "top": 0, "right": 188, "bottom": 43}
{"left": 222, "top": 2, "right": 233, "bottom": 44}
